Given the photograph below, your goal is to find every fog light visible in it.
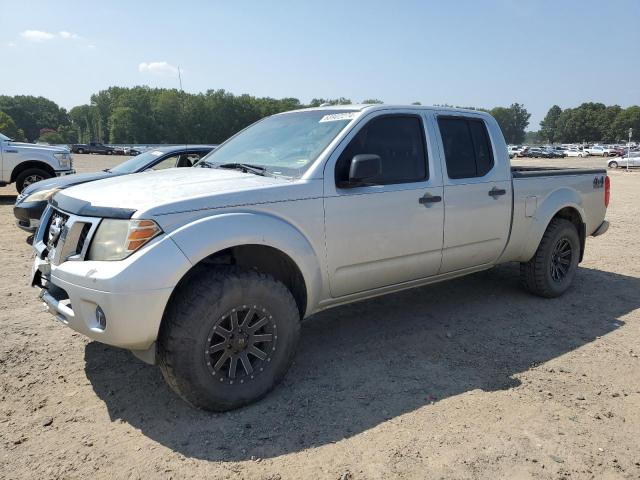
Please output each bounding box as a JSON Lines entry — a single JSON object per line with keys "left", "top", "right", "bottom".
{"left": 95, "top": 306, "right": 107, "bottom": 330}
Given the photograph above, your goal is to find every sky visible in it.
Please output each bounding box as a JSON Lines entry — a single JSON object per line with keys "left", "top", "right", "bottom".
{"left": 0, "top": 0, "right": 639, "bottom": 128}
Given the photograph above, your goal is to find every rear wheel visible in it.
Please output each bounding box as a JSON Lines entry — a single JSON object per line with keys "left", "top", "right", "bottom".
{"left": 77, "top": 148, "right": 84, "bottom": 154}
{"left": 520, "top": 218, "right": 580, "bottom": 298}
{"left": 158, "top": 266, "right": 301, "bottom": 411}
{"left": 609, "top": 161, "right": 618, "bottom": 168}
{"left": 16, "top": 168, "right": 51, "bottom": 193}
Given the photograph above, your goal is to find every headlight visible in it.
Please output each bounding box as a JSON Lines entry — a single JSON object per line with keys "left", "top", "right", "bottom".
{"left": 87, "top": 219, "right": 162, "bottom": 261}
{"left": 54, "top": 152, "right": 71, "bottom": 168}
{"left": 22, "top": 187, "right": 61, "bottom": 203}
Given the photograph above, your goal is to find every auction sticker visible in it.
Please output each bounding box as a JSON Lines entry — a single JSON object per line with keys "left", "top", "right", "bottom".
{"left": 319, "top": 112, "right": 357, "bottom": 123}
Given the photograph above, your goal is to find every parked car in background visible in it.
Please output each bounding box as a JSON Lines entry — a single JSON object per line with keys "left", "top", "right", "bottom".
{"left": 30, "top": 105, "right": 609, "bottom": 411}
{"left": 127, "top": 146, "right": 143, "bottom": 156}
{"left": 507, "top": 145, "right": 525, "bottom": 158}
{"left": 608, "top": 152, "right": 640, "bottom": 168}
{"left": 0, "top": 132, "right": 75, "bottom": 192}
{"left": 547, "top": 147, "right": 566, "bottom": 158}
{"left": 13, "top": 145, "right": 216, "bottom": 232}
{"left": 70, "top": 142, "right": 115, "bottom": 155}
{"left": 527, "top": 147, "right": 554, "bottom": 158}
{"left": 608, "top": 146, "right": 625, "bottom": 157}
{"left": 565, "top": 148, "right": 588, "bottom": 157}
{"left": 585, "top": 146, "right": 615, "bottom": 157}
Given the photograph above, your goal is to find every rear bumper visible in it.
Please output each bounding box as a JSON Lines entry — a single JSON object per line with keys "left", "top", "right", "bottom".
{"left": 592, "top": 220, "right": 609, "bottom": 237}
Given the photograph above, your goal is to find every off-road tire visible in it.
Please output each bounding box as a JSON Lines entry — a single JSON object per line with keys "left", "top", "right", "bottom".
{"left": 158, "top": 266, "right": 301, "bottom": 411}
{"left": 520, "top": 218, "right": 580, "bottom": 298}
{"left": 16, "top": 168, "right": 51, "bottom": 193}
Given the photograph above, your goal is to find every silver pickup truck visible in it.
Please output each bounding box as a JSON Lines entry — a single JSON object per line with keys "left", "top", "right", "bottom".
{"left": 31, "top": 105, "right": 610, "bottom": 411}
{"left": 1, "top": 133, "right": 75, "bottom": 192}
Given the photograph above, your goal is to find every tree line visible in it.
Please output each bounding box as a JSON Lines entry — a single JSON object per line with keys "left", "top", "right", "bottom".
{"left": 2, "top": 88, "right": 635, "bottom": 147}
{"left": 539, "top": 103, "right": 639, "bottom": 144}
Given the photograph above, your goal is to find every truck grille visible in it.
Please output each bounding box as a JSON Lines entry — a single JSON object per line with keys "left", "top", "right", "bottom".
{"left": 45, "top": 210, "right": 70, "bottom": 252}
{"left": 34, "top": 206, "right": 101, "bottom": 265}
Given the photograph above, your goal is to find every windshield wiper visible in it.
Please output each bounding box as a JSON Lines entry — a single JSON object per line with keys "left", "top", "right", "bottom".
{"left": 196, "top": 160, "right": 215, "bottom": 169}
{"left": 217, "top": 163, "right": 270, "bottom": 176}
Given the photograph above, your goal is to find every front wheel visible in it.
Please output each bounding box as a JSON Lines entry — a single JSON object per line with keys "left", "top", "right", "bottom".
{"left": 158, "top": 267, "right": 301, "bottom": 411}
{"left": 609, "top": 161, "right": 618, "bottom": 168}
{"left": 520, "top": 218, "right": 580, "bottom": 298}
{"left": 16, "top": 168, "right": 51, "bottom": 192}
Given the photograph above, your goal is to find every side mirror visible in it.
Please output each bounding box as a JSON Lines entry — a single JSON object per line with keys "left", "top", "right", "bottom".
{"left": 347, "top": 154, "right": 382, "bottom": 186}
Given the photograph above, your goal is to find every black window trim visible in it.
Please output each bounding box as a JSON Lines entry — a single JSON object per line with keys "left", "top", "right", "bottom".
{"left": 437, "top": 114, "right": 495, "bottom": 180}
{"left": 334, "top": 112, "right": 430, "bottom": 187}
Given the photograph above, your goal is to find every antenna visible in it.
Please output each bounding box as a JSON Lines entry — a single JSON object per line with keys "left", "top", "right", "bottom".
{"left": 178, "top": 66, "right": 187, "bottom": 153}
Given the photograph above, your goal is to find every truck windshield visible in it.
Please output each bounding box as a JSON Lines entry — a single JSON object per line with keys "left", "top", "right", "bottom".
{"left": 109, "top": 149, "right": 166, "bottom": 174}
{"left": 196, "top": 110, "right": 357, "bottom": 178}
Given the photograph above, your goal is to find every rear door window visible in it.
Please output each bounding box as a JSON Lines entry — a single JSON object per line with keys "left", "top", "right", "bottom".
{"left": 438, "top": 117, "right": 494, "bottom": 179}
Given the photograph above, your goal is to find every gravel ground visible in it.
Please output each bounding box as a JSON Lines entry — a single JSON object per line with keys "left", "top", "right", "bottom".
{"left": 1, "top": 154, "right": 639, "bottom": 479}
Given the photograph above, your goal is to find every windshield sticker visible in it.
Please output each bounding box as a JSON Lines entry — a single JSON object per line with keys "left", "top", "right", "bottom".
{"left": 150, "top": 150, "right": 163, "bottom": 156}
{"left": 319, "top": 112, "right": 357, "bottom": 123}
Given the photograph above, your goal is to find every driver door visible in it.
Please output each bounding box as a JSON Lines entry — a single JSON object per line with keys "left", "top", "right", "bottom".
{"left": 323, "top": 112, "right": 444, "bottom": 297}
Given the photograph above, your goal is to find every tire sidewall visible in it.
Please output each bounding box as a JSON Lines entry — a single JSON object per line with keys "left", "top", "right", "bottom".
{"left": 541, "top": 222, "right": 580, "bottom": 296}
{"left": 161, "top": 269, "right": 300, "bottom": 410}
{"left": 16, "top": 168, "right": 50, "bottom": 193}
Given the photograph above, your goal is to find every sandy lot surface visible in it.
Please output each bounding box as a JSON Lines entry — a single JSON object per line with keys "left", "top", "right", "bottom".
{"left": 1, "top": 154, "right": 639, "bottom": 479}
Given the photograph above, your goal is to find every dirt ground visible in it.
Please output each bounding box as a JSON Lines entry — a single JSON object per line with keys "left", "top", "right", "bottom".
{"left": 1, "top": 154, "right": 639, "bottom": 479}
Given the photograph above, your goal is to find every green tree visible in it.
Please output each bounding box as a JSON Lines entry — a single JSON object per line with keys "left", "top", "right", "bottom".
{"left": 0, "top": 111, "right": 26, "bottom": 141}
{"left": 539, "top": 105, "right": 562, "bottom": 143}
{"left": 109, "top": 107, "right": 137, "bottom": 143}
{"left": 524, "top": 131, "right": 542, "bottom": 144}
{"left": 0, "top": 95, "right": 68, "bottom": 141}
{"left": 490, "top": 103, "right": 530, "bottom": 144}
{"left": 308, "top": 98, "right": 352, "bottom": 107}
{"left": 611, "top": 106, "right": 640, "bottom": 142}
{"left": 362, "top": 99, "right": 383, "bottom": 104}
{"left": 38, "top": 131, "right": 65, "bottom": 144}
{"left": 69, "top": 105, "right": 101, "bottom": 143}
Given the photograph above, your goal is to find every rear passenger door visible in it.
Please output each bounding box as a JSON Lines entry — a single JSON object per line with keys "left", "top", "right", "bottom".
{"left": 435, "top": 115, "right": 511, "bottom": 273}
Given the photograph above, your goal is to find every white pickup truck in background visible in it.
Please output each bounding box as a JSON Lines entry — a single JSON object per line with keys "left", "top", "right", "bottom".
{"left": 31, "top": 105, "right": 610, "bottom": 411}
{"left": 0, "top": 132, "right": 75, "bottom": 192}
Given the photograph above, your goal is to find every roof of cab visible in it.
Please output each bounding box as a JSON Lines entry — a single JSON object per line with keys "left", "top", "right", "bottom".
{"left": 290, "top": 104, "right": 492, "bottom": 117}
{"left": 149, "top": 144, "right": 218, "bottom": 153}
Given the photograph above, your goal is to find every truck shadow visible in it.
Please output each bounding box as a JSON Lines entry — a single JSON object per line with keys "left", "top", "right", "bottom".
{"left": 84, "top": 263, "right": 638, "bottom": 461}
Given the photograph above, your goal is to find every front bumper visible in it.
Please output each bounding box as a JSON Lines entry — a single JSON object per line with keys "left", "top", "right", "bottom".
{"left": 55, "top": 169, "right": 76, "bottom": 177}
{"left": 32, "top": 219, "right": 192, "bottom": 351}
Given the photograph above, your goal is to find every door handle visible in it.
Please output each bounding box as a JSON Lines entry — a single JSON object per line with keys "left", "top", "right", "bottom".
{"left": 488, "top": 187, "right": 506, "bottom": 198}
{"left": 419, "top": 194, "right": 442, "bottom": 205}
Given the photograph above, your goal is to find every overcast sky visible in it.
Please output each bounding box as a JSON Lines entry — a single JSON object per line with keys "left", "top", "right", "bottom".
{"left": 1, "top": 0, "right": 638, "bottom": 127}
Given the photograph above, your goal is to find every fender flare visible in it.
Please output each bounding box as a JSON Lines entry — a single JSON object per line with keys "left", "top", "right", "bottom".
{"left": 167, "top": 212, "right": 324, "bottom": 316}
{"left": 519, "top": 187, "right": 585, "bottom": 262}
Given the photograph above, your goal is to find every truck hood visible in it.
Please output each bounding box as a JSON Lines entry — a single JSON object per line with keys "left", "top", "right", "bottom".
{"left": 56, "top": 167, "right": 298, "bottom": 217}
{"left": 8, "top": 142, "right": 69, "bottom": 153}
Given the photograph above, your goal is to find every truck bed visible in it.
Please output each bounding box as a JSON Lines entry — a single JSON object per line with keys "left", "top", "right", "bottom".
{"left": 511, "top": 166, "right": 606, "bottom": 178}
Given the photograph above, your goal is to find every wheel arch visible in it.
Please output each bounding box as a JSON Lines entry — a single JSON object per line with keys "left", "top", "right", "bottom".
{"left": 520, "top": 188, "right": 586, "bottom": 263}
{"left": 166, "top": 212, "right": 324, "bottom": 319}
{"left": 10, "top": 160, "right": 56, "bottom": 183}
